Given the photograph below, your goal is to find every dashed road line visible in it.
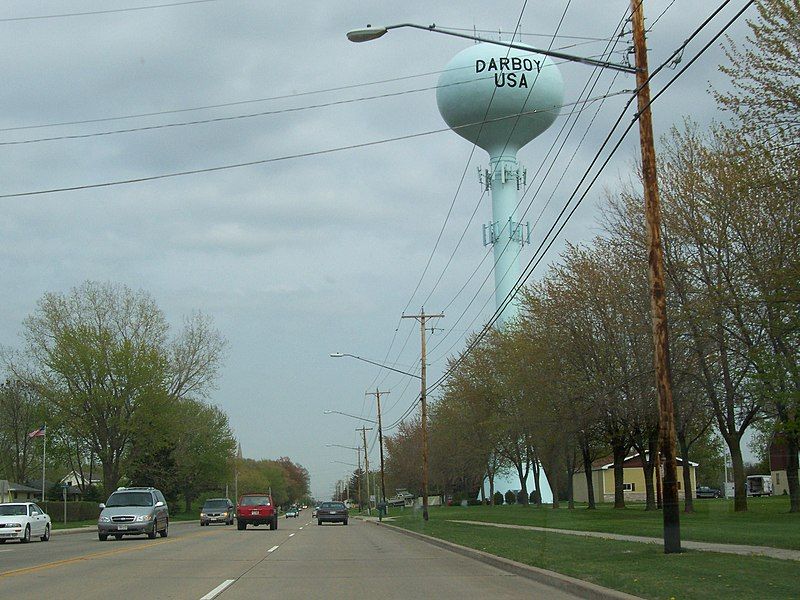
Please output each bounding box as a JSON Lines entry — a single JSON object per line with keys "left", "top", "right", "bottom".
{"left": 268, "top": 545, "right": 279, "bottom": 553}
{"left": 289, "top": 533, "right": 295, "bottom": 537}
{"left": 199, "top": 578, "right": 235, "bottom": 600}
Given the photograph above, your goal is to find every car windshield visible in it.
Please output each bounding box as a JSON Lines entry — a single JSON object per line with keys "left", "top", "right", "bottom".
{"left": 106, "top": 492, "right": 153, "bottom": 507}
{"left": 321, "top": 502, "right": 345, "bottom": 509}
{"left": 203, "top": 500, "right": 229, "bottom": 509}
{"left": 0, "top": 505, "right": 27, "bottom": 516}
{"left": 240, "top": 496, "right": 270, "bottom": 506}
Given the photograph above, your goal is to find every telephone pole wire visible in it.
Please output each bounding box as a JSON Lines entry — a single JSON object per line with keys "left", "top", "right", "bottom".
{"left": 402, "top": 308, "right": 444, "bottom": 521}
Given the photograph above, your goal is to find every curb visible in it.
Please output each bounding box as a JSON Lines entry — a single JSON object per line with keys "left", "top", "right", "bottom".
{"left": 366, "top": 520, "right": 641, "bottom": 600}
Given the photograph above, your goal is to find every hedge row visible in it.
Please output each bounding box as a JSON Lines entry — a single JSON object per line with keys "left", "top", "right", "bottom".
{"left": 40, "top": 501, "right": 100, "bottom": 521}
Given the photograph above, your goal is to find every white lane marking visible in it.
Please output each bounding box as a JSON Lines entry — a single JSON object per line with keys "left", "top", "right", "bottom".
{"left": 299, "top": 527, "right": 303, "bottom": 530}
{"left": 289, "top": 533, "right": 295, "bottom": 537}
{"left": 200, "top": 579, "right": 235, "bottom": 600}
{"left": 0, "top": 549, "right": 12, "bottom": 553}
{"left": 268, "top": 545, "right": 279, "bottom": 552}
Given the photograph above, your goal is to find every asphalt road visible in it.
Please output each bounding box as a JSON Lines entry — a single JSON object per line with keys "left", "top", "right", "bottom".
{"left": 0, "top": 515, "right": 583, "bottom": 598}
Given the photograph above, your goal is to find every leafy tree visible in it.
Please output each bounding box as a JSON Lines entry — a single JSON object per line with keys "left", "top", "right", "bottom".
{"left": 504, "top": 490, "right": 517, "bottom": 505}
{"left": 384, "top": 418, "right": 423, "bottom": 496}
{"left": 8, "top": 281, "right": 227, "bottom": 496}
{"left": 275, "top": 457, "right": 310, "bottom": 504}
{"left": 0, "top": 380, "right": 46, "bottom": 482}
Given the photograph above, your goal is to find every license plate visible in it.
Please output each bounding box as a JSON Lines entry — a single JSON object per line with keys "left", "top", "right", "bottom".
{"left": 251, "top": 510, "right": 259, "bottom": 515}
{"left": 117, "top": 525, "right": 128, "bottom": 530}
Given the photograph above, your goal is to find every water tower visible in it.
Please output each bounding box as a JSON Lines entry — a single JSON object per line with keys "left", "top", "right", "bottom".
{"left": 437, "top": 43, "right": 564, "bottom": 324}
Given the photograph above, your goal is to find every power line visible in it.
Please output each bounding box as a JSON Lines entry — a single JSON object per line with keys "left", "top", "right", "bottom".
{"left": 0, "top": 0, "right": 223, "bottom": 22}
{"left": 0, "top": 78, "right": 480, "bottom": 147}
{"left": 0, "top": 93, "right": 623, "bottom": 200}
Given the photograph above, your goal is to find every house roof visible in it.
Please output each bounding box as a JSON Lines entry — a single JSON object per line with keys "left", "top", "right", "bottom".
{"left": 6, "top": 482, "right": 41, "bottom": 493}
{"left": 579, "top": 452, "right": 698, "bottom": 472}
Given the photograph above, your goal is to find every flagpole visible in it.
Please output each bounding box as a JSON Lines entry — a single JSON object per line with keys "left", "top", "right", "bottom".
{"left": 41, "top": 426, "right": 46, "bottom": 503}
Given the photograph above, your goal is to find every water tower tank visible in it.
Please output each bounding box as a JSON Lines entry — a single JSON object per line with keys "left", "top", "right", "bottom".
{"left": 436, "top": 43, "right": 564, "bottom": 159}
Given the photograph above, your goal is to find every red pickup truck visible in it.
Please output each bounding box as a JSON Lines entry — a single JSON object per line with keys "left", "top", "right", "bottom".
{"left": 236, "top": 493, "right": 277, "bottom": 530}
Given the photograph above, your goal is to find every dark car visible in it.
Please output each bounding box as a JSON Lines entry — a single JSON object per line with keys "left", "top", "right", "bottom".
{"left": 200, "top": 498, "right": 234, "bottom": 526}
{"left": 695, "top": 486, "right": 722, "bottom": 498}
{"left": 236, "top": 493, "right": 277, "bottom": 530}
{"left": 317, "top": 501, "right": 348, "bottom": 526}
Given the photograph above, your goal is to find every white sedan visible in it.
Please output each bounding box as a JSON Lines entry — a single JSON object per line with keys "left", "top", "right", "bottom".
{"left": 0, "top": 502, "right": 52, "bottom": 543}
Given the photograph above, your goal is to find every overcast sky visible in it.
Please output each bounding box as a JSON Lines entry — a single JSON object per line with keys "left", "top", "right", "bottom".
{"left": 0, "top": 1, "right": 754, "bottom": 499}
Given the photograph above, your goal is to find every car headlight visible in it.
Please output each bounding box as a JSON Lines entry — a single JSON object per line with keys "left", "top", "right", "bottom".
{"left": 200, "top": 512, "right": 207, "bottom": 517}
{"left": 7, "top": 522, "right": 22, "bottom": 528}
{"left": 134, "top": 514, "right": 153, "bottom": 522}
{"left": 221, "top": 512, "right": 228, "bottom": 516}
{"left": 98, "top": 516, "right": 110, "bottom": 523}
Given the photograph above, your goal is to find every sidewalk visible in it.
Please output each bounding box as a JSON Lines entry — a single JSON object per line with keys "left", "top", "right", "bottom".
{"left": 447, "top": 519, "right": 800, "bottom": 562}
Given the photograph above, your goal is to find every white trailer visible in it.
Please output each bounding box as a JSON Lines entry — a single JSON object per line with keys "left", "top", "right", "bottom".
{"left": 746, "top": 475, "right": 773, "bottom": 497}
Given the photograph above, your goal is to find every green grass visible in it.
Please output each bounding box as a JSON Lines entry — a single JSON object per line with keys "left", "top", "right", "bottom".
{"left": 389, "top": 516, "right": 798, "bottom": 600}
{"left": 406, "top": 496, "right": 800, "bottom": 550}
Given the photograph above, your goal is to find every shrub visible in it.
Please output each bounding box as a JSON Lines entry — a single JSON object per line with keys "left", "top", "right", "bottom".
{"left": 466, "top": 498, "right": 483, "bottom": 506}
{"left": 504, "top": 490, "right": 517, "bottom": 505}
{"left": 41, "top": 501, "right": 100, "bottom": 522}
{"left": 493, "top": 491, "right": 504, "bottom": 505}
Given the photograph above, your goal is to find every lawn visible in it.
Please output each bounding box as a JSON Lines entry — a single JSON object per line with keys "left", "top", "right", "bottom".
{"left": 388, "top": 496, "right": 800, "bottom": 550}
{"left": 389, "top": 516, "right": 798, "bottom": 600}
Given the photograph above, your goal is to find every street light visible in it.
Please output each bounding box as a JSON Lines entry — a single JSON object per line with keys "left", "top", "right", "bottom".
{"left": 323, "top": 409, "right": 376, "bottom": 424}
{"left": 346, "top": 2, "right": 681, "bottom": 553}
{"left": 329, "top": 352, "right": 421, "bottom": 379}
{"left": 346, "top": 23, "right": 637, "bottom": 74}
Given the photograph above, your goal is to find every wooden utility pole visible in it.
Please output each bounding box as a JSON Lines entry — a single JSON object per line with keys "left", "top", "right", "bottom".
{"left": 357, "top": 446, "right": 363, "bottom": 512}
{"left": 630, "top": 0, "right": 681, "bottom": 554}
{"left": 403, "top": 309, "right": 444, "bottom": 521}
{"left": 366, "top": 389, "right": 389, "bottom": 504}
{"left": 357, "top": 427, "right": 373, "bottom": 515}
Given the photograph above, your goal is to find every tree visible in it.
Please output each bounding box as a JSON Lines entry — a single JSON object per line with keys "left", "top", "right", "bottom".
{"left": 173, "top": 400, "right": 236, "bottom": 512}
{"left": 715, "top": 0, "right": 800, "bottom": 512}
{"left": 275, "top": 457, "right": 310, "bottom": 503}
{"left": 0, "top": 380, "right": 46, "bottom": 482}
{"left": 9, "top": 281, "right": 227, "bottom": 496}
{"left": 384, "top": 418, "right": 423, "bottom": 496}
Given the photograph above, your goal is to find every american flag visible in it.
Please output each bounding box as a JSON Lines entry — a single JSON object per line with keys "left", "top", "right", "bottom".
{"left": 27, "top": 424, "right": 46, "bottom": 438}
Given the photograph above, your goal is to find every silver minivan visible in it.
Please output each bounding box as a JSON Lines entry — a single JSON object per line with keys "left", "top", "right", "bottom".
{"left": 97, "top": 487, "right": 169, "bottom": 541}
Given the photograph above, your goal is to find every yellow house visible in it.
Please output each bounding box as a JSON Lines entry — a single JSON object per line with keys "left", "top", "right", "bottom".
{"left": 572, "top": 453, "right": 698, "bottom": 504}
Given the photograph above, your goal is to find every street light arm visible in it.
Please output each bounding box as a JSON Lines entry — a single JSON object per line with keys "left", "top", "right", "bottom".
{"left": 324, "top": 410, "right": 376, "bottom": 424}
{"left": 326, "top": 443, "right": 360, "bottom": 450}
{"left": 330, "top": 352, "right": 421, "bottom": 379}
{"left": 347, "top": 23, "right": 637, "bottom": 74}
